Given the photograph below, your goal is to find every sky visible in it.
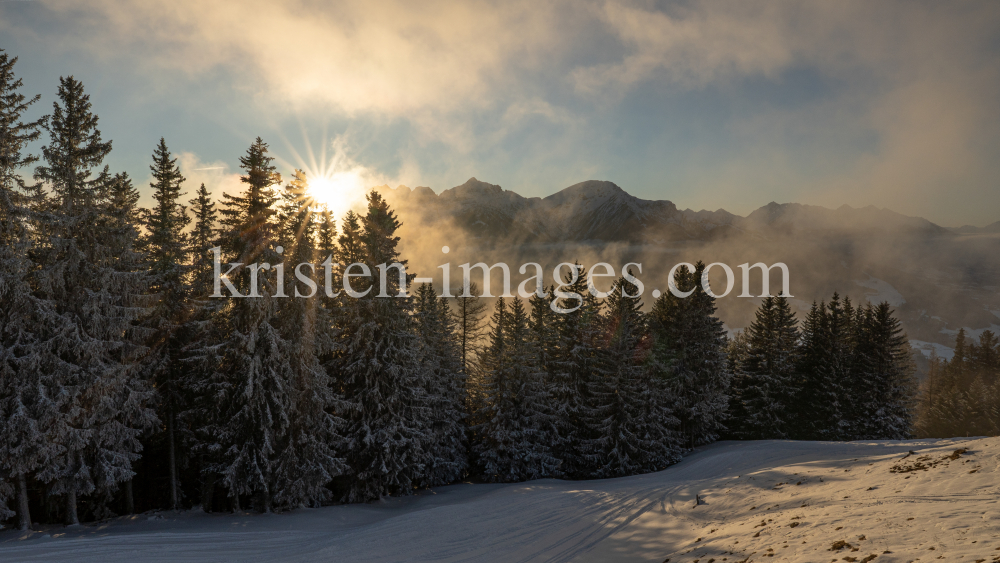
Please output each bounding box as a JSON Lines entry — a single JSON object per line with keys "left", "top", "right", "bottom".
{"left": 2, "top": 0, "right": 999, "bottom": 227}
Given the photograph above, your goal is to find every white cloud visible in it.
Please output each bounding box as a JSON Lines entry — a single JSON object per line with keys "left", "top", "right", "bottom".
{"left": 6, "top": 0, "right": 999, "bottom": 224}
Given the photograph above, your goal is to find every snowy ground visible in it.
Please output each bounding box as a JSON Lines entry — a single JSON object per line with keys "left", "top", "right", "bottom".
{"left": 2, "top": 438, "right": 998, "bottom": 563}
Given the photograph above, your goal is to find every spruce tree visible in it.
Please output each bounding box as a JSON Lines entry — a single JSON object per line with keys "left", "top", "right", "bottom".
{"left": 724, "top": 329, "right": 749, "bottom": 439}
{"left": 0, "top": 48, "right": 56, "bottom": 531}
{"left": 915, "top": 329, "right": 1000, "bottom": 438}
{"left": 188, "top": 183, "right": 218, "bottom": 292}
{"left": 455, "top": 282, "right": 488, "bottom": 376}
{"left": 414, "top": 284, "right": 468, "bottom": 486}
{"left": 334, "top": 191, "right": 431, "bottom": 501}
{"left": 204, "top": 137, "right": 294, "bottom": 512}
{"left": 181, "top": 182, "right": 221, "bottom": 510}
{"left": 590, "top": 275, "right": 680, "bottom": 477}
{"left": 792, "top": 295, "right": 852, "bottom": 440}
{"left": 268, "top": 171, "right": 347, "bottom": 510}
{"left": 728, "top": 296, "right": 799, "bottom": 439}
{"left": 969, "top": 330, "right": 999, "bottom": 375}
{"left": 32, "top": 76, "right": 156, "bottom": 525}
{"left": 547, "top": 263, "right": 602, "bottom": 478}
{"left": 142, "top": 138, "right": 191, "bottom": 510}
{"left": 527, "top": 286, "right": 558, "bottom": 377}
{"left": 649, "top": 261, "right": 730, "bottom": 449}
{"left": 474, "top": 297, "right": 558, "bottom": 482}
{"left": 849, "top": 302, "right": 916, "bottom": 439}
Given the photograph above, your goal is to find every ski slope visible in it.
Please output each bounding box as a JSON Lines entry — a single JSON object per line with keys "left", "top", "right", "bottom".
{"left": 2, "top": 438, "right": 998, "bottom": 562}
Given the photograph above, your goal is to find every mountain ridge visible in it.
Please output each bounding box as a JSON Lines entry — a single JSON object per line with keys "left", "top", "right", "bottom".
{"left": 373, "top": 177, "right": 972, "bottom": 243}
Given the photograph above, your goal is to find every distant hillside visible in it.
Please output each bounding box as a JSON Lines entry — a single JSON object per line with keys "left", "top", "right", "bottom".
{"left": 374, "top": 178, "right": 1000, "bottom": 369}
{"left": 375, "top": 178, "right": 952, "bottom": 243}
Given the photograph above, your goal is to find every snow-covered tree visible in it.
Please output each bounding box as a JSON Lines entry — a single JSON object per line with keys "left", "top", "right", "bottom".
{"left": 455, "top": 281, "right": 488, "bottom": 376}
{"left": 187, "top": 182, "right": 217, "bottom": 293}
{"left": 203, "top": 137, "right": 295, "bottom": 512}
{"left": 414, "top": 283, "right": 468, "bottom": 486}
{"left": 527, "top": 286, "right": 557, "bottom": 377}
{"left": 727, "top": 296, "right": 799, "bottom": 440}
{"left": 334, "top": 190, "right": 431, "bottom": 501}
{"left": 0, "top": 47, "right": 57, "bottom": 531}
{"left": 178, "top": 181, "right": 222, "bottom": 510}
{"left": 547, "top": 263, "right": 602, "bottom": 478}
{"left": 791, "top": 295, "right": 853, "bottom": 440}
{"left": 456, "top": 281, "right": 489, "bottom": 435}
{"left": 269, "top": 170, "right": 347, "bottom": 510}
{"left": 847, "top": 302, "right": 916, "bottom": 440}
{"left": 31, "top": 75, "right": 156, "bottom": 524}
{"left": 141, "top": 138, "right": 191, "bottom": 510}
{"left": 649, "top": 261, "right": 730, "bottom": 449}
{"left": 589, "top": 275, "right": 680, "bottom": 478}
{"left": 474, "top": 298, "right": 558, "bottom": 482}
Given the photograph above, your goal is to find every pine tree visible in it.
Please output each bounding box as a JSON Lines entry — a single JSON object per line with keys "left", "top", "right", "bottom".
{"left": 455, "top": 282, "right": 488, "bottom": 377}
{"left": 474, "top": 298, "right": 558, "bottom": 482}
{"left": 727, "top": 297, "right": 799, "bottom": 439}
{"left": 589, "top": 275, "right": 680, "bottom": 478}
{"left": 547, "top": 263, "right": 602, "bottom": 478}
{"left": 178, "top": 181, "right": 221, "bottom": 511}
{"left": 334, "top": 190, "right": 431, "bottom": 501}
{"left": 791, "top": 295, "right": 852, "bottom": 440}
{"left": 915, "top": 328, "right": 1000, "bottom": 438}
{"left": 848, "top": 302, "right": 916, "bottom": 439}
{"left": 204, "top": 137, "right": 294, "bottom": 512}
{"left": 142, "top": 138, "right": 191, "bottom": 510}
{"left": 414, "top": 284, "right": 468, "bottom": 486}
{"left": 31, "top": 76, "right": 156, "bottom": 525}
{"left": 527, "top": 286, "right": 558, "bottom": 377}
{"left": 0, "top": 48, "right": 56, "bottom": 531}
{"left": 188, "top": 183, "right": 218, "bottom": 292}
{"left": 969, "top": 330, "right": 1000, "bottom": 375}
{"left": 101, "top": 169, "right": 155, "bottom": 516}
{"left": 268, "top": 171, "right": 347, "bottom": 510}
{"left": 649, "top": 261, "right": 730, "bottom": 449}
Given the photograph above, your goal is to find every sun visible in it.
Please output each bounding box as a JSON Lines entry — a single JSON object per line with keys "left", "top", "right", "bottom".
{"left": 306, "top": 171, "right": 365, "bottom": 218}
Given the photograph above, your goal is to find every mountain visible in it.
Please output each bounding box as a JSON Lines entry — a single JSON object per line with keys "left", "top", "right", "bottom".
{"left": 376, "top": 178, "right": 954, "bottom": 243}
{"left": 742, "top": 202, "right": 949, "bottom": 237}
{"left": 378, "top": 178, "right": 743, "bottom": 243}
{"left": 952, "top": 220, "right": 1000, "bottom": 234}
{"left": 373, "top": 178, "right": 1000, "bottom": 370}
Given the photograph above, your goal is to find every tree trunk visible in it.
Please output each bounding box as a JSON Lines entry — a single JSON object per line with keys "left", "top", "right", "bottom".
{"left": 124, "top": 479, "right": 134, "bottom": 515}
{"left": 66, "top": 488, "right": 79, "bottom": 526}
{"left": 16, "top": 473, "right": 30, "bottom": 531}
{"left": 168, "top": 409, "right": 178, "bottom": 510}
{"left": 232, "top": 492, "right": 240, "bottom": 513}
{"left": 200, "top": 471, "right": 215, "bottom": 512}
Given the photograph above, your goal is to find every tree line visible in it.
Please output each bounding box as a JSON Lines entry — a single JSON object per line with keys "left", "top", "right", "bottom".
{"left": 1, "top": 50, "right": 918, "bottom": 531}
{"left": 916, "top": 328, "right": 1000, "bottom": 437}
{"left": 726, "top": 294, "right": 917, "bottom": 441}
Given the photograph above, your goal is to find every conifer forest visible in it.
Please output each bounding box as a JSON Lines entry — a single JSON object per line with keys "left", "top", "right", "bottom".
{"left": 0, "top": 45, "right": 991, "bottom": 535}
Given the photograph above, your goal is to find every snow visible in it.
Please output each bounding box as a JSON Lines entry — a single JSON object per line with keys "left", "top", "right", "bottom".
{"left": 940, "top": 323, "right": 1000, "bottom": 340}
{"left": 3, "top": 438, "right": 998, "bottom": 562}
{"left": 854, "top": 276, "right": 906, "bottom": 307}
{"left": 909, "top": 339, "right": 955, "bottom": 360}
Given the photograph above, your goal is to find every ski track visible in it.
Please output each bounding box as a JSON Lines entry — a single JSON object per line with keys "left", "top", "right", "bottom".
{"left": 2, "top": 439, "right": 996, "bottom": 563}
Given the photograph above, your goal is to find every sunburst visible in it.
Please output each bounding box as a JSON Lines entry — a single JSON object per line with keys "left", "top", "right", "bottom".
{"left": 277, "top": 124, "right": 371, "bottom": 221}
{"left": 306, "top": 171, "right": 365, "bottom": 218}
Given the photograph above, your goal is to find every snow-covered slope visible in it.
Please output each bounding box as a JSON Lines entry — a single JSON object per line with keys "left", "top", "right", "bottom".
{"left": 3, "top": 438, "right": 997, "bottom": 562}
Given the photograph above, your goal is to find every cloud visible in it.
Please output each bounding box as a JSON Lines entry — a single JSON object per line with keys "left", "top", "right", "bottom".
{"left": 572, "top": 1, "right": 793, "bottom": 95}
{"left": 163, "top": 152, "right": 242, "bottom": 211}
{"left": 5, "top": 0, "right": 999, "bottom": 225}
